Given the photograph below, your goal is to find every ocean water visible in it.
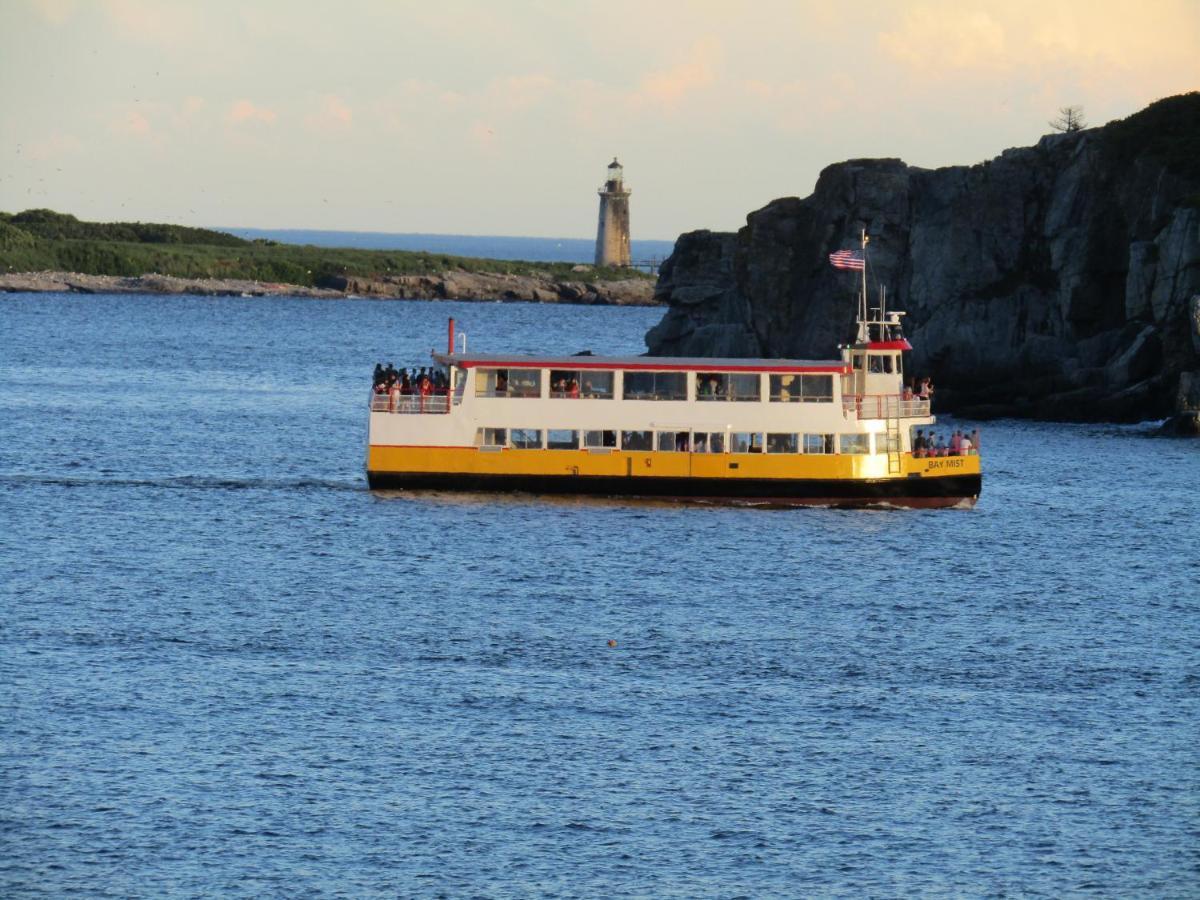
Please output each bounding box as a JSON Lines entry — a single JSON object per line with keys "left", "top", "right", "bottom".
{"left": 223, "top": 229, "right": 677, "bottom": 266}
{"left": 1, "top": 292, "right": 1198, "bottom": 898}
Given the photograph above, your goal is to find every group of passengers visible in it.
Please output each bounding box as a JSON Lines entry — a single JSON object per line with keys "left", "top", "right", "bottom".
{"left": 551, "top": 375, "right": 581, "bottom": 398}
{"left": 901, "top": 377, "right": 935, "bottom": 402}
{"left": 913, "top": 428, "right": 978, "bottom": 457}
{"left": 372, "top": 363, "right": 448, "bottom": 398}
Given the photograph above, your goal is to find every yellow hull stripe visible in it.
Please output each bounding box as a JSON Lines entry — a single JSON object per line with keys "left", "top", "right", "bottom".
{"left": 367, "top": 446, "right": 981, "bottom": 481}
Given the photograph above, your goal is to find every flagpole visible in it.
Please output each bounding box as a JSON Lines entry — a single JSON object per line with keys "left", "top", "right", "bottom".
{"left": 860, "top": 229, "right": 869, "bottom": 342}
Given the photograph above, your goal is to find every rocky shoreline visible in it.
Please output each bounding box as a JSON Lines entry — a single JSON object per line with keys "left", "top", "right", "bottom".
{"left": 0, "top": 269, "right": 659, "bottom": 306}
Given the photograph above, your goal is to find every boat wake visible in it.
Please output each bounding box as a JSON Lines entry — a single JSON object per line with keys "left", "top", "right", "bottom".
{"left": 0, "top": 473, "right": 363, "bottom": 493}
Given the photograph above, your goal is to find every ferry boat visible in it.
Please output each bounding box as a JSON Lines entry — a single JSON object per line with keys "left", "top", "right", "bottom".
{"left": 365, "top": 253, "right": 981, "bottom": 508}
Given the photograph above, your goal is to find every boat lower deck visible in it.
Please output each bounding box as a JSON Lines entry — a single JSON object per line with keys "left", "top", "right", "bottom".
{"left": 366, "top": 446, "right": 981, "bottom": 508}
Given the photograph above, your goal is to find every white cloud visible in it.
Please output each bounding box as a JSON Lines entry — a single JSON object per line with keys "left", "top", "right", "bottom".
{"left": 228, "top": 100, "right": 278, "bottom": 125}
{"left": 879, "top": 7, "right": 1008, "bottom": 71}
{"left": 304, "top": 95, "right": 353, "bottom": 131}
{"left": 634, "top": 37, "right": 723, "bottom": 108}
{"left": 99, "top": 0, "right": 200, "bottom": 45}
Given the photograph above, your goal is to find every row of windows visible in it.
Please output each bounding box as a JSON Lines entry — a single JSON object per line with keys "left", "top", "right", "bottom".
{"left": 852, "top": 353, "right": 899, "bottom": 374}
{"left": 474, "top": 368, "right": 834, "bottom": 402}
{"left": 476, "top": 429, "right": 887, "bottom": 454}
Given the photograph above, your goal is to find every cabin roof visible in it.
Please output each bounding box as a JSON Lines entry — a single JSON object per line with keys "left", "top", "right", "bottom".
{"left": 432, "top": 353, "right": 847, "bottom": 373}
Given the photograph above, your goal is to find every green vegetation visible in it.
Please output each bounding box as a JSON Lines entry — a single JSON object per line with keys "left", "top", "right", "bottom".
{"left": 1099, "top": 91, "right": 1200, "bottom": 184}
{"left": 0, "top": 209, "right": 650, "bottom": 285}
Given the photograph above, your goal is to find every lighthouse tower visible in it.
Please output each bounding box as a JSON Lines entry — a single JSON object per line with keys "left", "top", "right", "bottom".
{"left": 595, "top": 157, "right": 631, "bottom": 267}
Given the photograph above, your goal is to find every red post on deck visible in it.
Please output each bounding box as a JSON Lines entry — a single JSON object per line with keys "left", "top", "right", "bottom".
{"left": 448, "top": 317, "right": 455, "bottom": 355}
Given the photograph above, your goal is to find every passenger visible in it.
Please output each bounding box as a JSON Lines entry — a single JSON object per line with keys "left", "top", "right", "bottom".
{"left": 960, "top": 434, "right": 973, "bottom": 455}
{"left": 675, "top": 433, "right": 689, "bottom": 452}
{"left": 970, "top": 428, "right": 980, "bottom": 451}
{"left": 388, "top": 379, "right": 401, "bottom": 413}
{"left": 950, "top": 430, "right": 962, "bottom": 455}
{"left": 373, "top": 363, "right": 385, "bottom": 386}
{"left": 913, "top": 429, "right": 926, "bottom": 457}
{"left": 694, "top": 433, "right": 708, "bottom": 453}
{"left": 934, "top": 434, "right": 947, "bottom": 456}
{"left": 568, "top": 377, "right": 580, "bottom": 399}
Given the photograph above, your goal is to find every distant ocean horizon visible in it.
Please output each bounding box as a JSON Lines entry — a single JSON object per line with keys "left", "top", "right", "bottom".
{"left": 223, "top": 227, "right": 678, "bottom": 265}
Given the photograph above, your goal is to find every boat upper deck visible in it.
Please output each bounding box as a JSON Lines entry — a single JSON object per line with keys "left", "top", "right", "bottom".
{"left": 431, "top": 353, "right": 848, "bottom": 374}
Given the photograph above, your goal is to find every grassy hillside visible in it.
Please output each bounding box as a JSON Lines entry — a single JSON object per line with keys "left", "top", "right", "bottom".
{"left": 0, "top": 210, "right": 649, "bottom": 285}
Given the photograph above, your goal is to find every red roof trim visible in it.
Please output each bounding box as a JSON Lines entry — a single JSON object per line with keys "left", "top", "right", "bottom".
{"left": 454, "top": 359, "right": 848, "bottom": 374}
{"left": 867, "top": 340, "right": 912, "bottom": 351}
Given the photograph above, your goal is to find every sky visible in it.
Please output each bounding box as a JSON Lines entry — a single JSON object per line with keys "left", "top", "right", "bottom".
{"left": 1, "top": 0, "right": 1197, "bottom": 240}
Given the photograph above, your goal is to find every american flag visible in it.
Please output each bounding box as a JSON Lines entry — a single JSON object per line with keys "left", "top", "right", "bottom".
{"left": 828, "top": 249, "right": 865, "bottom": 271}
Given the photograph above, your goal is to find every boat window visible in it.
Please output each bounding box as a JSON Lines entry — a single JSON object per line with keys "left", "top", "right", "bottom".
{"left": 510, "top": 428, "right": 542, "bottom": 449}
{"left": 476, "top": 428, "right": 506, "bottom": 448}
{"left": 454, "top": 368, "right": 468, "bottom": 404}
{"left": 551, "top": 369, "right": 614, "bottom": 399}
{"left": 770, "top": 374, "right": 834, "bottom": 402}
{"left": 549, "top": 370, "right": 581, "bottom": 398}
{"left": 623, "top": 371, "right": 687, "bottom": 401}
{"left": 696, "top": 373, "right": 761, "bottom": 401}
{"left": 731, "top": 432, "right": 764, "bottom": 453}
{"left": 622, "top": 430, "right": 653, "bottom": 451}
{"left": 508, "top": 369, "right": 541, "bottom": 397}
{"left": 839, "top": 433, "right": 870, "bottom": 454}
{"left": 693, "top": 432, "right": 725, "bottom": 453}
{"left": 475, "top": 368, "right": 507, "bottom": 397}
{"left": 876, "top": 433, "right": 899, "bottom": 453}
{"left": 476, "top": 367, "right": 541, "bottom": 397}
{"left": 766, "top": 433, "right": 799, "bottom": 453}
{"left": 547, "top": 429, "right": 579, "bottom": 450}
{"left": 657, "top": 431, "right": 690, "bottom": 452}
{"left": 852, "top": 354, "right": 864, "bottom": 370}
{"left": 582, "top": 371, "right": 614, "bottom": 399}
{"left": 868, "top": 355, "right": 893, "bottom": 374}
{"left": 584, "top": 429, "right": 617, "bottom": 448}
{"left": 803, "top": 433, "right": 835, "bottom": 454}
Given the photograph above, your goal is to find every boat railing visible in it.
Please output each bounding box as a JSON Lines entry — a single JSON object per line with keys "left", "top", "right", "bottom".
{"left": 843, "top": 394, "right": 930, "bottom": 419}
{"left": 370, "top": 389, "right": 451, "bottom": 414}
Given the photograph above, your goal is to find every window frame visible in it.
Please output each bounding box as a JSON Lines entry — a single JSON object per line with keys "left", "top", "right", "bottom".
{"left": 622, "top": 370, "right": 687, "bottom": 401}
{"left": 510, "top": 428, "right": 543, "bottom": 449}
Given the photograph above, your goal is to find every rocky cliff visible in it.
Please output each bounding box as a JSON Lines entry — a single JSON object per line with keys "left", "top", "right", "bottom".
{"left": 647, "top": 93, "right": 1200, "bottom": 431}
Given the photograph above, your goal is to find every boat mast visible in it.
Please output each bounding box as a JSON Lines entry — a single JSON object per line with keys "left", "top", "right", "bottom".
{"left": 858, "top": 229, "right": 869, "bottom": 342}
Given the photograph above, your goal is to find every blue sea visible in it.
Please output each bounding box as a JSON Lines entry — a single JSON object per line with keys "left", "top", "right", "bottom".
{"left": 223, "top": 229, "right": 677, "bottom": 266}
{"left": 1, "top": 292, "right": 1198, "bottom": 897}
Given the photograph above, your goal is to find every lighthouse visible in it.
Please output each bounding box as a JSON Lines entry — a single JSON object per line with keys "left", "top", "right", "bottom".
{"left": 595, "top": 157, "right": 631, "bottom": 268}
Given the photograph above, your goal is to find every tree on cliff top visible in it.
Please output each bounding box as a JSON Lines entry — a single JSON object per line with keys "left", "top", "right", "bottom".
{"left": 1050, "top": 105, "right": 1087, "bottom": 133}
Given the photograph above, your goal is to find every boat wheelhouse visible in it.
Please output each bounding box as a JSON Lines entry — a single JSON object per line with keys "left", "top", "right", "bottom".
{"left": 365, "top": 312, "right": 982, "bottom": 508}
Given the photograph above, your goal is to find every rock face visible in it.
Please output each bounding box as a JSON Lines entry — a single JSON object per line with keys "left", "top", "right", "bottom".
{"left": 647, "top": 93, "right": 1200, "bottom": 426}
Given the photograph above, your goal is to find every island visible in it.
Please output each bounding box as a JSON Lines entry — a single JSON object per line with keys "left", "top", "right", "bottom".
{"left": 0, "top": 209, "right": 658, "bottom": 306}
